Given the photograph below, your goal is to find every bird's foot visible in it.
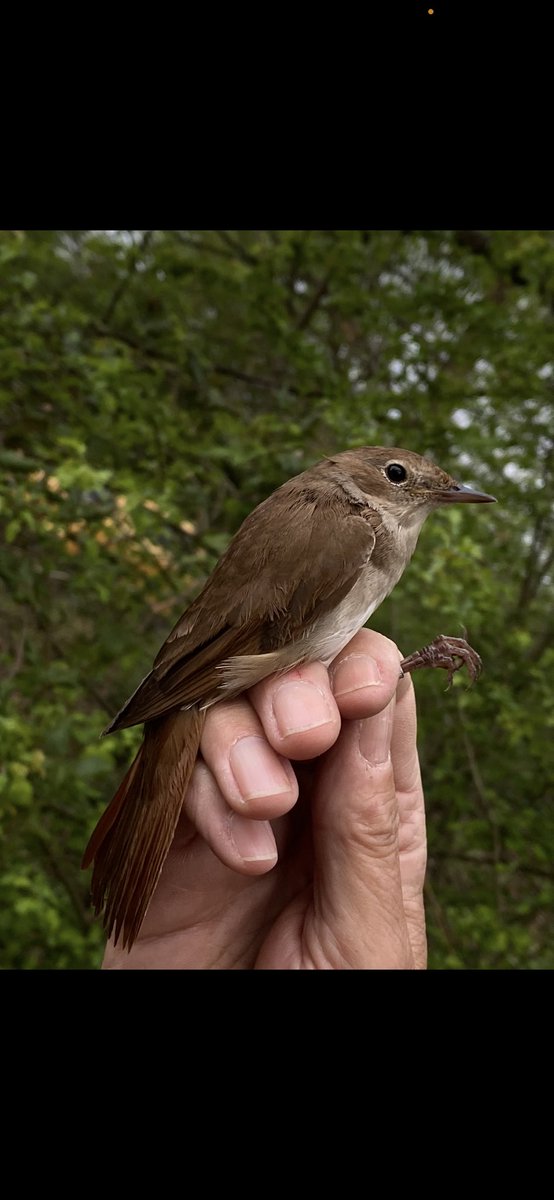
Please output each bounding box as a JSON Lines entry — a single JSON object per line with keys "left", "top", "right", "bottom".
{"left": 399, "top": 635, "right": 482, "bottom": 688}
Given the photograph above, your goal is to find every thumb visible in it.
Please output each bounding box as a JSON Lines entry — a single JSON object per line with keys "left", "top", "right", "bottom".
{"left": 311, "top": 697, "right": 415, "bottom": 969}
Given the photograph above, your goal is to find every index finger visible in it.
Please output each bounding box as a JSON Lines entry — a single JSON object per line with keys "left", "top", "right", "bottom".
{"left": 246, "top": 629, "right": 404, "bottom": 763}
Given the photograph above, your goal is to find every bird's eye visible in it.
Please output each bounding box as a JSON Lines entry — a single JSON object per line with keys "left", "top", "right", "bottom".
{"left": 385, "top": 463, "right": 407, "bottom": 484}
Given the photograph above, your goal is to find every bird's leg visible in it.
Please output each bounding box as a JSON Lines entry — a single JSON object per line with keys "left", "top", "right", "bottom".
{"left": 399, "top": 634, "right": 482, "bottom": 687}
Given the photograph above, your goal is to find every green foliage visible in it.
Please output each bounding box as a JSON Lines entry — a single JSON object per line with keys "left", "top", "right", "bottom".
{"left": 1, "top": 229, "right": 553, "bottom": 969}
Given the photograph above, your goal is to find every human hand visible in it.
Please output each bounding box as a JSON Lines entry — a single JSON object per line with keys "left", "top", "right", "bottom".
{"left": 102, "top": 629, "right": 427, "bottom": 970}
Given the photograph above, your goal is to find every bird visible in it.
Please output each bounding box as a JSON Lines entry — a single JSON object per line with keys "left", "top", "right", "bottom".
{"left": 82, "top": 446, "right": 496, "bottom": 949}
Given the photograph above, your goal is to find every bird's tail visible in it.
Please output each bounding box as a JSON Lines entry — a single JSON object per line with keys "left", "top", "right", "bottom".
{"left": 82, "top": 707, "right": 205, "bottom": 950}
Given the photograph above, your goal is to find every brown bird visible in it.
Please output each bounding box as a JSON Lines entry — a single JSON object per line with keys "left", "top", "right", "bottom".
{"left": 82, "top": 446, "right": 496, "bottom": 948}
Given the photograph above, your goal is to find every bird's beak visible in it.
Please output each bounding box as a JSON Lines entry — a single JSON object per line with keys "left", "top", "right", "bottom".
{"left": 439, "top": 483, "right": 497, "bottom": 504}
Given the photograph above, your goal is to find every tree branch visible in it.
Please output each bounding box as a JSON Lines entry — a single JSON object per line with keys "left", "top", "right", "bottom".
{"left": 295, "top": 270, "right": 332, "bottom": 332}
{"left": 212, "top": 362, "right": 323, "bottom": 399}
{"left": 174, "top": 232, "right": 238, "bottom": 260}
{"left": 214, "top": 230, "right": 258, "bottom": 266}
{"left": 516, "top": 525, "right": 554, "bottom": 613}
{"left": 102, "top": 230, "right": 154, "bottom": 324}
{"left": 526, "top": 618, "right": 554, "bottom": 663}
{"left": 90, "top": 321, "right": 327, "bottom": 400}
{"left": 90, "top": 323, "right": 182, "bottom": 374}
{"left": 455, "top": 230, "right": 492, "bottom": 258}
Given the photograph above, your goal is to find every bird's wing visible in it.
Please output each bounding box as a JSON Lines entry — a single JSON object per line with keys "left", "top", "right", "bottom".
{"left": 105, "top": 482, "right": 378, "bottom": 732}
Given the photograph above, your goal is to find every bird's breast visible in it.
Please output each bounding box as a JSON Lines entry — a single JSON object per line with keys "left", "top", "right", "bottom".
{"left": 307, "top": 563, "right": 401, "bottom": 667}
{"left": 298, "top": 511, "right": 422, "bottom": 667}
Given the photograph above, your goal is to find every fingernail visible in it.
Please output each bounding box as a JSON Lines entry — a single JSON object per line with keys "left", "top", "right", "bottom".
{"left": 272, "top": 680, "right": 334, "bottom": 737}
{"left": 227, "top": 813, "right": 278, "bottom": 862}
{"left": 331, "top": 654, "right": 382, "bottom": 697}
{"left": 359, "top": 702, "right": 394, "bottom": 765}
{"left": 229, "top": 736, "right": 291, "bottom": 802}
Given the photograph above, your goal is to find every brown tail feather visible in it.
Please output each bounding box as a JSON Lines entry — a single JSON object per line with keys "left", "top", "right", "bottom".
{"left": 81, "top": 749, "right": 143, "bottom": 870}
{"left": 82, "top": 707, "right": 205, "bottom": 950}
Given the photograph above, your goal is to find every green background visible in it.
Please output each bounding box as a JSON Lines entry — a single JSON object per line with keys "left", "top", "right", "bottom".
{"left": 1, "top": 229, "right": 552, "bottom": 969}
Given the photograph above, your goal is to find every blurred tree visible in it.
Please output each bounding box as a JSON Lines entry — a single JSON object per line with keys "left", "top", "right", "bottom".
{"left": 1, "top": 229, "right": 553, "bottom": 969}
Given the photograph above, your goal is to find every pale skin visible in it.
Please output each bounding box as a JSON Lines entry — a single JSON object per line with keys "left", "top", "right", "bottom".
{"left": 102, "top": 629, "right": 427, "bottom": 969}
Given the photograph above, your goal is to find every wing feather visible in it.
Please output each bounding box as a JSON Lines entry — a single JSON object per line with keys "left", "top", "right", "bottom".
{"left": 106, "top": 474, "right": 377, "bottom": 732}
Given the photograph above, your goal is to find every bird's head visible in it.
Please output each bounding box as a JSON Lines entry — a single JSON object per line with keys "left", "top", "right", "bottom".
{"left": 331, "top": 446, "right": 496, "bottom": 528}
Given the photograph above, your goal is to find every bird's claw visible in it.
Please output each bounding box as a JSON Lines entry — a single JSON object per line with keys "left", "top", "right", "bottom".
{"left": 399, "top": 635, "right": 483, "bottom": 687}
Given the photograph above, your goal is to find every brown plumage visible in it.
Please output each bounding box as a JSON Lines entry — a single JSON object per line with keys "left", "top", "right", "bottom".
{"left": 82, "top": 446, "right": 495, "bottom": 948}
{"left": 82, "top": 708, "right": 205, "bottom": 947}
